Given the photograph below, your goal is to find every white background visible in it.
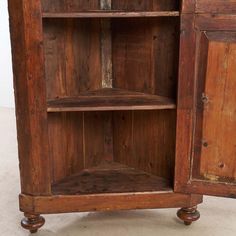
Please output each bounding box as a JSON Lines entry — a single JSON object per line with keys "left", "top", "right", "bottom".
{"left": 0, "top": 0, "right": 14, "bottom": 108}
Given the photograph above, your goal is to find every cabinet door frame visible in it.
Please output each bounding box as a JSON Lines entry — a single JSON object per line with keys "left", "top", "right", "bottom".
{"left": 175, "top": 13, "right": 236, "bottom": 198}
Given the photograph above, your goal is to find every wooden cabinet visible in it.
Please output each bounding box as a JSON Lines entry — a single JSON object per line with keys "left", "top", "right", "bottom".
{"left": 7, "top": 0, "right": 236, "bottom": 233}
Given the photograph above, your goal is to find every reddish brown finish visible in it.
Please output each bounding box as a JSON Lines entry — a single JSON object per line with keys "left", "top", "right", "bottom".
{"left": 177, "top": 206, "right": 200, "bottom": 225}
{"left": 19, "top": 193, "right": 203, "bottom": 214}
{"left": 12, "top": 0, "right": 236, "bottom": 233}
{"left": 8, "top": 0, "right": 51, "bottom": 195}
{"left": 175, "top": 11, "right": 236, "bottom": 198}
{"left": 47, "top": 88, "right": 176, "bottom": 112}
{"left": 181, "top": 0, "right": 195, "bottom": 13}
{"left": 196, "top": 0, "right": 236, "bottom": 13}
{"left": 175, "top": 13, "right": 196, "bottom": 189}
{"left": 21, "top": 213, "right": 45, "bottom": 234}
{"left": 111, "top": 0, "right": 179, "bottom": 11}
{"left": 43, "top": 11, "right": 180, "bottom": 18}
{"left": 52, "top": 162, "right": 172, "bottom": 195}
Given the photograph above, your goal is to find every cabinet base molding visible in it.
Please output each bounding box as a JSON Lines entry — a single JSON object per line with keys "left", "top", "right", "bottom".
{"left": 21, "top": 213, "right": 45, "bottom": 234}
{"left": 177, "top": 206, "right": 200, "bottom": 225}
{"left": 19, "top": 192, "right": 203, "bottom": 214}
{"left": 19, "top": 193, "right": 202, "bottom": 232}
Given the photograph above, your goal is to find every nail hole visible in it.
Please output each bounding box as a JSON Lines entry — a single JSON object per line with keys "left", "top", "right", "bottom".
{"left": 218, "top": 163, "right": 225, "bottom": 169}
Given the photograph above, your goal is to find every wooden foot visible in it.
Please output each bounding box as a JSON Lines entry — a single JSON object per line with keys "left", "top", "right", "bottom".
{"left": 177, "top": 206, "right": 200, "bottom": 226}
{"left": 21, "top": 213, "right": 45, "bottom": 233}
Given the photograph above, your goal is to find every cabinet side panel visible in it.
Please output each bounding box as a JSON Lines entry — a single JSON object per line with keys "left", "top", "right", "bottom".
{"left": 8, "top": 0, "right": 51, "bottom": 195}
{"left": 113, "top": 110, "right": 176, "bottom": 181}
{"left": 112, "top": 18, "right": 179, "bottom": 98}
{"left": 43, "top": 19, "right": 102, "bottom": 99}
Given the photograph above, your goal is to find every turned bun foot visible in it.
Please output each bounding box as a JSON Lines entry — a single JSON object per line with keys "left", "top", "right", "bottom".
{"left": 21, "top": 213, "right": 45, "bottom": 233}
{"left": 177, "top": 206, "right": 200, "bottom": 226}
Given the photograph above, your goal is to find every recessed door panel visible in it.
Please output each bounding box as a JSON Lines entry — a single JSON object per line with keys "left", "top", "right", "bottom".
{"left": 175, "top": 14, "right": 236, "bottom": 198}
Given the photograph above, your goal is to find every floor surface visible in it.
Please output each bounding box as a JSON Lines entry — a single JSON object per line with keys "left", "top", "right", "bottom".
{"left": 0, "top": 107, "right": 235, "bottom": 236}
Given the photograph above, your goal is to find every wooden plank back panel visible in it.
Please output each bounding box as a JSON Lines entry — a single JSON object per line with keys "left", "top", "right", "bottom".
{"left": 42, "top": 0, "right": 100, "bottom": 12}
{"left": 48, "top": 113, "right": 84, "bottom": 183}
{"left": 111, "top": 0, "right": 179, "bottom": 11}
{"left": 112, "top": 18, "right": 179, "bottom": 98}
{"left": 194, "top": 32, "right": 236, "bottom": 182}
{"left": 8, "top": 0, "right": 51, "bottom": 195}
{"left": 113, "top": 110, "right": 176, "bottom": 180}
{"left": 43, "top": 18, "right": 102, "bottom": 99}
{"left": 84, "top": 112, "right": 114, "bottom": 168}
{"left": 48, "top": 111, "right": 115, "bottom": 183}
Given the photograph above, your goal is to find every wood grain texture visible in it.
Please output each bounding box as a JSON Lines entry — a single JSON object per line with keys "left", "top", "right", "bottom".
{"left": 111, "top": 0, "right": 179, "bottom": 11}
{"left": 195, "top": 14, "right": 236, "bottom": 31}
{"left": 112, "top": 17, "right": 179, "bottom": 98}
{"left": 42, "top": 0, "right": 100, "bottom": 12}
{"left": 175, "top": 14, "right": 196, "bottom": 191}
{"left": 8, "top": 0, "right": 51, "bottom": 195}
{"left": 181, "top": 0, "right": 196, "bottom": 13}
{"left": 113, "top": 110, "right": 176, "bottom": 180}
{"left": 48, "top": 111, "right": 115, "bottom": 183}
{"left": 52, "top": 162, "right": 172, "bottom": 195}
{"left": 42, "top": 11, "right": 180, "bottom": 18}
{"left": 196, "top": 0, "right": 236, "bottom": 13}
{"left": 19, "top": 193, "right": 203, "bottom": 214}
{"left": 47, "top": 88, "right": 176, "bottom": 112}
{"left": 194, "top": 32, "right": 236, "bottom": 182}
{"left": 176, "top": 13, "right": 236, "bottom": 198}
{"left": 43, "top": 18, "right": 102, "bottom": 99}
{"left": 48, "top": 113, "right": 84, "bottom": 183}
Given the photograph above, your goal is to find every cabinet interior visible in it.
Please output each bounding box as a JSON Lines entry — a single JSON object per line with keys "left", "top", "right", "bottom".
{"left": 42, "top": 0, "right": 180, "bottom": 195}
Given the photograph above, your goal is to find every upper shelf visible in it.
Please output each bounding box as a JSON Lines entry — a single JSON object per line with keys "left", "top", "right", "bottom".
{"left": 42, "top": 11, "right": 180, "bottom": 18}
{"left": 47, "top": 88, "right": 176, "bottom": 112}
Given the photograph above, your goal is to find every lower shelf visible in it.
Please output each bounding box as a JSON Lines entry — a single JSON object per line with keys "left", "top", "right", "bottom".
{"left": 47, "top": 88, "right": 176, "bottom": 112}
{"left": 52, "top": 162, "right": 172, "bottom": 195}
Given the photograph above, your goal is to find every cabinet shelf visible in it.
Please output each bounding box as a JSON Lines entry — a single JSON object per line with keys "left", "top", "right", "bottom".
{"left": 47, "top": 88, "right": 176, "bottom": 112}
{"left": 52, "top": 162, "right": 172, "bottom": 195}
{"left": 42, "top": 11, "right": 180, "bottom": 18}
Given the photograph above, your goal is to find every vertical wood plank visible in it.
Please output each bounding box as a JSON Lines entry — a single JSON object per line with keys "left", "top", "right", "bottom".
{"left": 48, "top": 113, "right": 84, "bottom": 183}
{"left": 8, "top": 0, "right": 51, "bottom": 195}
{"left": 198, "top": 40, "right": 236, "bottom": 181}
{"left": 112, "top": 18, "right": 178, "bottom": 98}
{"left": 41, "top": 0, "right": 100, "bottom": 12}
{"left": 43, "top": 18, "right": 102, "bottom": 99}
{"left": 113, "top": 110, "right": 176, "bottom": 180}
{"left": 175, "top": 14, "right": 196, "bottom": 191}
{"left": 100, "top": 0, "right": 113, "bottom": 88}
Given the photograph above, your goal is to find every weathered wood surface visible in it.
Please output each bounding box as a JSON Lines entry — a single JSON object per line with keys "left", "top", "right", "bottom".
{"left": 42, "top": 11, "right": 180, "bottom": 18}
{"left": 52, "top": 162, "right": 172, "bottom": 195}
{"left": 8, "top": 0, "right": 51, "bottom": 195}
{"left": 176, "top": 12, "right": 236, "bottom": 198}
{"left": 19, "top": 193, "right": 203, "bottom": 214}
{"left": 42, "top": 0, "right": 179, "bottom": 12}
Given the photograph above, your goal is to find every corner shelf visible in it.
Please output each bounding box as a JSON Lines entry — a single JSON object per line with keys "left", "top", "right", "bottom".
{"left": 47, "top": 88, "right": 176, "bottom": 112}
{"left": 42, "top": 11, "right": 180, "bottom": 18}
{"left": 52, "top": 161, "right": 172, "bottom": 195}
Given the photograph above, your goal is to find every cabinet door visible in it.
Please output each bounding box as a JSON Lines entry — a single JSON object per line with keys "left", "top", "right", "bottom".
{"left": 175, "top": 14, "right": 236, "bottom": 198}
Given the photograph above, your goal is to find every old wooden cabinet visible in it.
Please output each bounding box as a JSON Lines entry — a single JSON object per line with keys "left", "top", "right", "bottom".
{"left": 7, "top": 0, "right": 236, "bottom": 233}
